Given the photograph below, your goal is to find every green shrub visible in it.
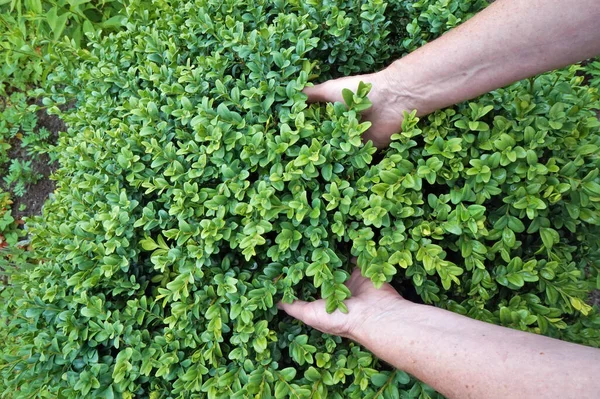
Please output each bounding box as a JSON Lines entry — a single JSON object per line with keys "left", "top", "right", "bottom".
{"left": 0, "top": 190, "right": 16, "bottom": 244}
{"left": 0, "top": 0, "right": 133, "bottom": 244}
{"left": 0, "top": 92, "right": 41, "bottom": 245}
{"left": 386, "top": 0, "right": 488, "bottom": 53}
{"left": 2, "top": 0, "right": 600, "bottom": 398}
{"left": 584, "top": 58, "right": 600, "bottom": 88}
{"left": 0, "top": 0, "right": 126, "bottom": 91}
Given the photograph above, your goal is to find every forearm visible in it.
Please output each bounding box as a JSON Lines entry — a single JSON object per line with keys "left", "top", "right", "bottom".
{"left": 355, "top": 301, "right": 600, "bottom": 399}
{"left": 386, "top": 0, "right": 600, "bottom": 117}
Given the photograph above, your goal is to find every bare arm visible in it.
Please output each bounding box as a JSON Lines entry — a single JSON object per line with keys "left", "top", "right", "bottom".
{"left": 359, "top": 301, "right": 600, "bottom": 399}
{"left": 395, "top": 0, "right": 600, "bottom": 115}
{"left": 279, "top": 270, "right": 600, "bottom": 399}
{"left": 305, "top": 0, "right": 600, "bottom": 147}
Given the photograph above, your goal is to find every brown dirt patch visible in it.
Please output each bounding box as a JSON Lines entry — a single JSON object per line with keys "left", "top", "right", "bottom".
{"left": 36, "top": 101, "right": 67, "bottom": 141}
{"left": 8, "top": 152, "right": 56, "bottom": 220}
{"left": 590, "top": 290, "right": 600, "bottom": 309}
{"left": 3, "top": 104, "right": 64, "bottom": 220}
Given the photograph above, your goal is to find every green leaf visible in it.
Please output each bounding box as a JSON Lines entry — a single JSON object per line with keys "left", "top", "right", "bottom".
{"left": 279, "top": 367, "right": 296, "bottom": 381}
{"left": 356, "top": 81, "right": 372, "bottom": 97}
{"left": 576, "top": 144, "right": 598, "bottom": 155}
{"left": 396, "top": 371, "right": 411, "bottom": 384}
{"left": 507, "top": 274, "right": 524, "bottom": 288}
{"left": 321, "top": 164, "right": 332, "bottom": 181}
{"left": 305, "top": 367, "right": 320, "bottom": 382}
{"left": 582, "top": 181, "right": 600, "bottom": 196}
{"left": 101, "top": 15, "right": 125, "bottom": 28}
{"left": 444, "top": 221, "right": 462, "bottom": 235}
{"left": 342, "top": 88, "right": 354, "bottom": 107}
{"left": 539, "top": 227, "right": 556, "bottom": 250}
{"left": 140, "top": 237, "right": 159, "bottom": 251}
{"left": 46, "top": 6, "right": 58, "bottom": 31}
{"left": 569, "top": 297, "right": 592, "bottom": 316}
{"left": 371, "top": 372, "right": 389, "bottom": 387}
{"left": 46, "top": 8, "right": 70, "bottom": 40}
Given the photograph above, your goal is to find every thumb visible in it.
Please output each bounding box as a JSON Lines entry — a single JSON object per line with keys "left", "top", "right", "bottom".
{"left": 278, "top": 299, "right": 319, "bottom": 328}
{"left": 302, "top": 83, "right": 329, "bottom": 103}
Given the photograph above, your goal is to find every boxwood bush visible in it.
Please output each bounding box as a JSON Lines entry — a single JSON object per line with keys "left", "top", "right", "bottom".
{"left": 2, "top": 0, "right": 600, "bottom": 397}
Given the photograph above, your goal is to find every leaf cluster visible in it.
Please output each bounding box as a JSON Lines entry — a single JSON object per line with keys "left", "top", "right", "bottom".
{"left": 0, "top": 0, "right": 126, "bottom": 91}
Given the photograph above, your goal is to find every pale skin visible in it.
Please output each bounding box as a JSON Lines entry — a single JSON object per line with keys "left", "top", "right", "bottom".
{"left": 279, "top": 0, "right": 600, "bottom": 398}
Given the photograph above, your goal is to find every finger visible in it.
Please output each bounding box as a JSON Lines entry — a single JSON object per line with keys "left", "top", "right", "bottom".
{"left": 302, "top": 84, "right": 328, "bottom": 103}
{"left": 346, "top": 267, "right": 364, "bottom": 293}
{"left": 348, "top": 267, "right": 362, "bottom": 281}
{"left": 277, "top": 300, "right": 319, "bottom": 327}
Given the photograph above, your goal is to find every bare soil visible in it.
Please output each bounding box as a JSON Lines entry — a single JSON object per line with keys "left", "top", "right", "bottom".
{"left": 7, "top": 104, "right": 64, "bottom": 221}
{"left": 8, "top": 151, "right": 56, "bottom": 220}
{"left": 590, "top": 290, "right": 600, "bottom": 309}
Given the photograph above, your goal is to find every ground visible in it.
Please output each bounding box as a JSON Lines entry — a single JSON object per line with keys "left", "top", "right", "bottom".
{"left": 591, "top": 289, "right": 600, "bottom": 309}
{"left": 7, "top": 104, "right": 62, "bottom": 221}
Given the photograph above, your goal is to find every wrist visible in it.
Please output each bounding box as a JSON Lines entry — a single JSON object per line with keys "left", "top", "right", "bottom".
{"left": 350, "top": 298, "right": 423, "bottom": 345}
{"left": 379, "top": 59, "right": 437, "bottom": 118}
{"left": 351, "top": 300, "right": 436, "bottom": 374}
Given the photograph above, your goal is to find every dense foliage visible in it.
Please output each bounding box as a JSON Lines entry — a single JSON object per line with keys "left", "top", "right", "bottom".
{"left": 585, "top": 59, "right": 600, "bottom": 88}
{"left": 0, "top": 0, "right": 131, "bottom": 245}
{"left": 1, "top": 0, "right": 599, "bottom": 398}
{"left": 0, "top": 0, "right": 126, "bottom": 90}
{"left": 0, "top": 90, "right": 48, "bottom": 246}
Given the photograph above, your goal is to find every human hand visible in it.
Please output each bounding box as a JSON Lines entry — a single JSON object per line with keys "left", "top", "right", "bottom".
{"left": 277, "top": 268, "right": 407, "bottom": 342}
{"left": 303, "top": 64, "right": 420, "bottom": 149}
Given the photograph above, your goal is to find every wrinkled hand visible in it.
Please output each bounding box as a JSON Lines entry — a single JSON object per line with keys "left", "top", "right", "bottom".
{"left": 303, "top": 66, "right": 414, "bottom": 149}
{"left": 278, "top": 268, "right": 405, "bottom": 341}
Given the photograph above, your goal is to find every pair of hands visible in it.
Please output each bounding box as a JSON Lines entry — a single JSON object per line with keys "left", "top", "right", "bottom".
{"left": 279, "top": 70, "right": 415, "bottom": 338}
